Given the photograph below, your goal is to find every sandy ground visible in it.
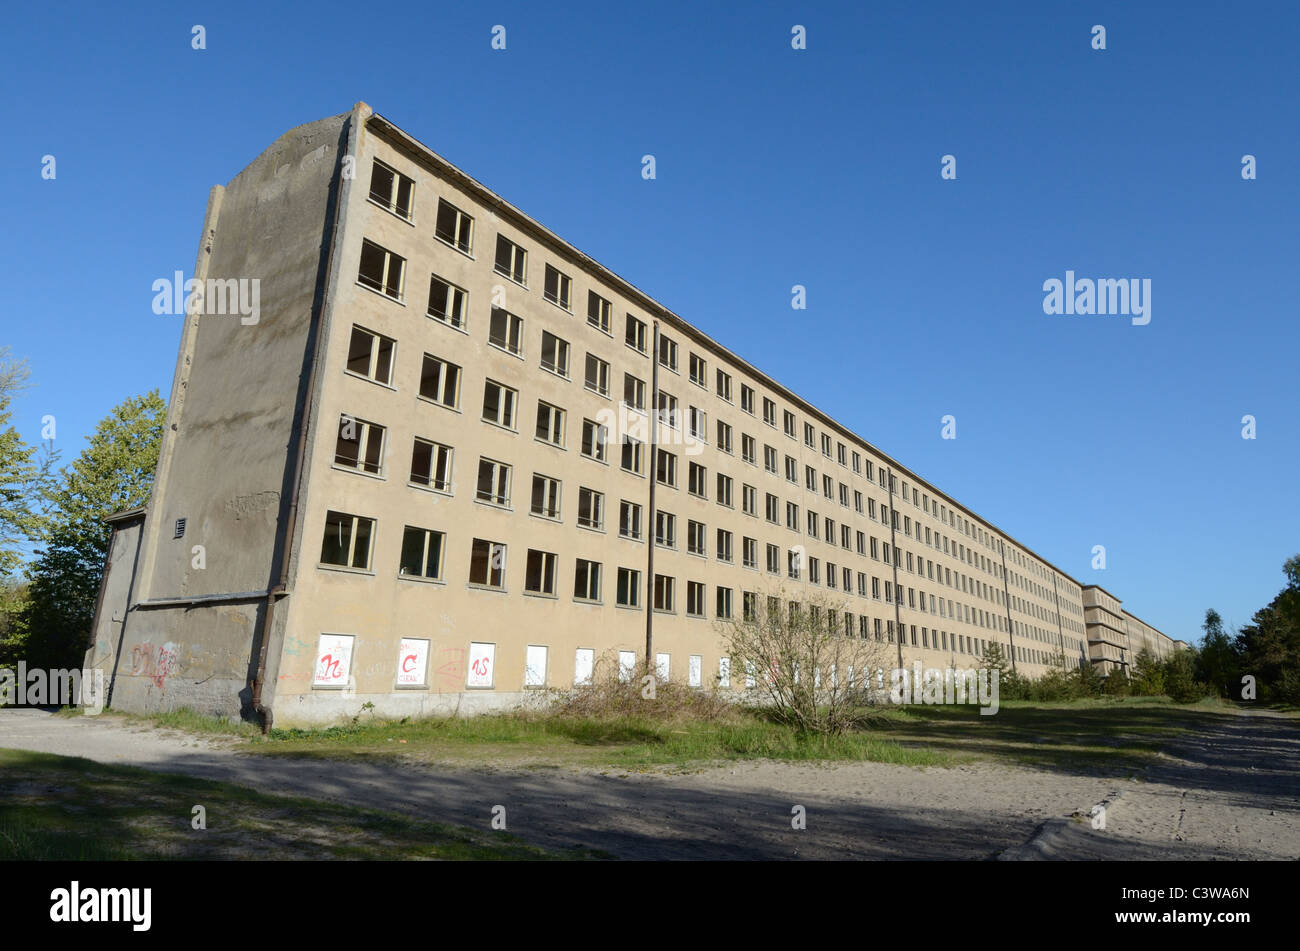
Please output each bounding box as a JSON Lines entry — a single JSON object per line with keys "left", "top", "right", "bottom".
{"left": 1, "top": 707, "right": 1297, "bottom": 860}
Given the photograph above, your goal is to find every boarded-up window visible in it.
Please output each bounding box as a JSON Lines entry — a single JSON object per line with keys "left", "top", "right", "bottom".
{"left": 655, "top": 653, "right": 670, "bottom": 683}
{"left": 313, "top": 634, "right": 354, "bottom": 688}
{"left": 467, "top": 642, "right": 495, "bottom": 688}
{"left": 618, "top": 650, "right": 636, "bottom": 683}
{"left": 396, "top": 638, "right": 429, "bottom": 687}
{"left": 574, "top": 649, "right": 595, "bottom": 686}
{"left": 525, "top": 645, "right": 548, "bottom": 687}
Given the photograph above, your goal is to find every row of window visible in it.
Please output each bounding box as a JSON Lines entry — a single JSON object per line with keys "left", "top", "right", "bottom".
{"left": 321, "top": 509, "right": 702, "bottom": 613}
{"left": 343, "top": 331, "right": 1020, "bottom": 599}
{"left": 336, "top": 429, "right": 1067, "bottom": 643}
{"left": 356, "top": 303, "right": 1066, "bottom": 630}
{"left": 332, "top": 409, "right": 1027, "bottom": 630}
{"left": 320, "top": 506, "right": 1024, "bottom": 647}
{"left": 319, "top": 511, "right": 1054, "bottom": 665}
{"left": 331, "top": 399, "right": 1073, "bottom": 636}
{"left": 360, "top": 158, "right": 1085, "bottom": 625}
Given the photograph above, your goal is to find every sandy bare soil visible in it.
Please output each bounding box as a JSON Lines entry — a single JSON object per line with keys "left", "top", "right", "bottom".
{"left": 2, "top": 707, "right": 1296, "bottom": 860}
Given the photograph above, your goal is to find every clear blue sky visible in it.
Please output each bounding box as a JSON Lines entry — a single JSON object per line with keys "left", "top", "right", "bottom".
{"left": 3, "top": 1, "right": 1296, "bottom": 643}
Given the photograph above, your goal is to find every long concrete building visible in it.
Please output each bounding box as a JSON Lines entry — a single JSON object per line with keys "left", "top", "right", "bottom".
{"left": 1079, "top": 585, "right": 1180, "bottom": 675}
{"left": 86, "top": 104, "right": 1181, "bottom": 726}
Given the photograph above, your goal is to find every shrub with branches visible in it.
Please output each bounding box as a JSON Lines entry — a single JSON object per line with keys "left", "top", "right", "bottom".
{"left": 550, "top": 651, "right": 735, "bottom": 723}
{"left": 715, "top": 586, "right": 893, "bottom": 734}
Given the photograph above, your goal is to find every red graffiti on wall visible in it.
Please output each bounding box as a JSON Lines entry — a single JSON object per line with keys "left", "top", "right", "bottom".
{"left": 316, "top": 653, "right": 344, "bottom": 683}
{"left": 435, "top": 648, "right": 466, "bottom": 688}
{"left": 130, "top": 641, "right": 180, "bottom": 689}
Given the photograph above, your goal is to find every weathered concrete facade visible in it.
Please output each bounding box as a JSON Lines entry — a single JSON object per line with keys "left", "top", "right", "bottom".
{"left": 88, "top": 111, "right": 351, "bottom": 719}
{"left": 84, "top": 508, "right": 145, "bottom": 700}
{"left": 90, "top": 104, "right": 1180, "bottom": 726}
{"left": 1080, "top": 584, "right": 1178, "bottom": 674}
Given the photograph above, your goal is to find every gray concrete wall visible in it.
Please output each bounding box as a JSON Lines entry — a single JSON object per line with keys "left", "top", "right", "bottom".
{"left": 83, "top": 515, "right": 144, "bottom": 682}
{"left": 101, "top": 113, "right": 350, "bottom": 718}
{"left": 137, "top": 112, "right": 347, "bottom": 602}
{"left": 103, "top": 601, "right": 265, "bottom": 718}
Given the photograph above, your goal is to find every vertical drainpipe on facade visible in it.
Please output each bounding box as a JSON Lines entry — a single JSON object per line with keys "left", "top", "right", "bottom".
{"left": 997, "top": 538, "right": 1018, "bottom": 674}
{"left": 886, "top": 467, "right": 904, "bottom": 672}
{"left": 645, "top": 321, "right": 660, "bottom": 672}
{"left": 1051, "top": 572, "right": 1067, "bottom": 671}
{"left": 249, "top": 110, "right": 356, "bottom": 733}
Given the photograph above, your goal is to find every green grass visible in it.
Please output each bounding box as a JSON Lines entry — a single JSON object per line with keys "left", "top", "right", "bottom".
{"left": 262, "top": 711, "right": 951, "bottom": 769}
{"left": 72, "top": 695, "right": 1277, "bottom": 776}
{"left": 0, "top": 748, "right": 595, "bottom": 860}
{"left": 870, "top": 696, "right": 1238, "bottom": 775}
{"left": 113, "top": 706, "right": 265, "bottom": 738}
{"left": 83, "top": 706, "right": 951, "bottom": 769}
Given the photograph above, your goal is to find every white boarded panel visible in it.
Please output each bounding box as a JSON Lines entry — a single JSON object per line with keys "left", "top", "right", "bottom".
{"left": 688, "top": 655, "right": 702, "bottom": 687}
{"left": 574, "top": 648, "right": 595, "bottom": 686}
{"left": 525, "top": 645, "right": 548, "bottom": 687}
{"left": 467, "top": 642, "right": 495, "bottom": 688}
{"left": 314, "top": 634, "right": 354, "bottom": 687}
{"left": 655, "top": 652, "right": 670, "bottom": 682}
{"left": 617, "top": 650, "right": 636, "bottom": 683}
{"left": 397, "top": 638, "right": 429, "bottom": 687}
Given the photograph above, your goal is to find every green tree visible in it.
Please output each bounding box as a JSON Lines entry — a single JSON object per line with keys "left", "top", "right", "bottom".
{"left": 0, "top": 577, "right": 31, "bottom": 671}
{"left": 1130, "top": 648, "right": 1165, "bottom": 696}
{"left": 1196, "top": 608, "right": 1237, "bottom": 698}
{"left": 1163, "top": 648, "right": 1205, "bottom": 703}
{"left": 22, "top": 391, "right": 166, "bottom": 671}
{"left": 1235, "top": 557, "right": 1300, "bottom": 704}
{"left": 0, "top": 348, "right": 56, "bottom": 577}
{"left": 982, "top": 642, "right": 1028, "bottom": 700}
{"left": 1030, "top": 655, "right": 1075, "bottom": 701}
{"left": 1102, "top": 665, "right": 1131, "bottom": 696}
{"left": 1279, "top": 555, "right": 1300, "bottom": 628}
{"left": 1070, "top": 657, "right": 1106, "bottom": 697}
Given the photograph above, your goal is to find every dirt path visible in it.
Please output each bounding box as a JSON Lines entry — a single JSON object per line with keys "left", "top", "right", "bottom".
{"left": 2, "top": 708, "right": 1296, "bottom": 860}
